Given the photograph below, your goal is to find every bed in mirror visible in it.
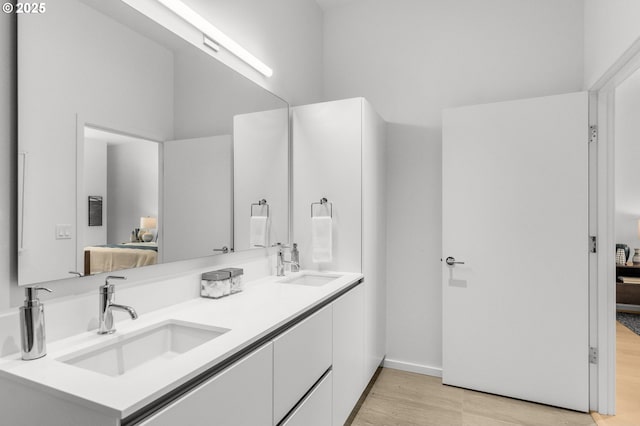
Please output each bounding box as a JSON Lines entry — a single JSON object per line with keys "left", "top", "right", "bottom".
{"left": 17, "top": 0, "right": 289, "bottom": 285}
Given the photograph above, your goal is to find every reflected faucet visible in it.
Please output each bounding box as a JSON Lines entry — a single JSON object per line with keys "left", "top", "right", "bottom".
{"left": 277, "top": 243, "right": 299, "bottom": 277}
{"left": 98, "top": 276, "right": 138, "bottom": 334}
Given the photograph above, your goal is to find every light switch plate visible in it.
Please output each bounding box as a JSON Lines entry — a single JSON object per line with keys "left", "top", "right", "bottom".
{"left": 56, "top": 224, "right": 72, "bottom": 239}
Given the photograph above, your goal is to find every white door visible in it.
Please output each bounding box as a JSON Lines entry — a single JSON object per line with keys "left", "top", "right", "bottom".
{"left": 163, "top": 136, "right": 232, "bottom": 262}
{"left": 442, "top": 92, "right": 589, "bottom": 412}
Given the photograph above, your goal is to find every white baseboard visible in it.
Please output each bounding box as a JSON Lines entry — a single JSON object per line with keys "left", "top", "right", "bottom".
{"left": 382, "top": 358, "right": 442, "bottom": 377}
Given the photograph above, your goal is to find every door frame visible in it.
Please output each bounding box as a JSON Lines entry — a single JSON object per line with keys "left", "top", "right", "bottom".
{"left": 592, "top": 37, "right": 640, "bottom": 415}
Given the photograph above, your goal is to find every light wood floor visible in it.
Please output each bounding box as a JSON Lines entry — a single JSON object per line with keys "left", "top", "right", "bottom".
{"left": 591, "top": 321, "right": 640, "bottom": 426}
{"left": 348, "top": 368, "right": 595, "bottom": 426}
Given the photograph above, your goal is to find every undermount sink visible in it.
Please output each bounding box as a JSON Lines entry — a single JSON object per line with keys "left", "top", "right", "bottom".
{"left": 279, "top": 273, "right": 342, "bottom": 287}
{"left": 59, "top": 320, "right": 229, "bottom": 377}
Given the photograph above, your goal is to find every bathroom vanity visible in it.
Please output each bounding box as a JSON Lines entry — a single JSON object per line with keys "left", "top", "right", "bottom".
{"left": 6, "top": 0, "right": 388, "bottom": 423}
{"left": 0, "top": 272, "right": 370, "bottom": 425}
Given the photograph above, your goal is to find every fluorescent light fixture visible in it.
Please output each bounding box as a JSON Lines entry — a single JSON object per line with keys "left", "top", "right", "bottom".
{"left": 156, "top": 0, "right": 273, "bottom": 78}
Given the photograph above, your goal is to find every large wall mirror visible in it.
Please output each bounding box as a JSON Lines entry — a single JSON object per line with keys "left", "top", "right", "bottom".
{"left": 18, "top": 0, "right": 289, "bottom": 286}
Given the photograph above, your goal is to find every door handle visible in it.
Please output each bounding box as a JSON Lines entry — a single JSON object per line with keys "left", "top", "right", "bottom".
{"left": 445, "top": 256, "right": 464, "bottom": 266}
{"left": 213, "top": 246, "right": 230, "bottom": 254}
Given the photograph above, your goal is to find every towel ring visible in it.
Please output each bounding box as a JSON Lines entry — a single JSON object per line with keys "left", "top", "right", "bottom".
{"left": 311, "top": 197, "right": 333, "bottom": 218}
{"left": 251, "top": 199, "right": 269, "bottom": 218}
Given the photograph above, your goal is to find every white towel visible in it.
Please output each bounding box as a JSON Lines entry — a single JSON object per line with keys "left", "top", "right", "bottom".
{"left": 312, "top": 216, "right": 332, "bottom": 263}
{"left": 250, "top": 216, "right": 269, "bottom": 248}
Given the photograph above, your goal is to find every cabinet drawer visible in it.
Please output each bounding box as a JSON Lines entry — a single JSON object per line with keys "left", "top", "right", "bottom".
{"left": 280, "top": 371, "right": 332, "bottom": 426}
{"left": 273, "top": 305, "right": 332, "bottom": 424}
{"left": 138, "top": 343, "right": 273, "bottom": 426}
{"left": 333, "top": 284, "right": 364, "bottom": 426}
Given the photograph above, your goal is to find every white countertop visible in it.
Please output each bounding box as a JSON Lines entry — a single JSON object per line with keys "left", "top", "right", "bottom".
{"left": 0, "top": 271, "right": 362, "bottom": 419}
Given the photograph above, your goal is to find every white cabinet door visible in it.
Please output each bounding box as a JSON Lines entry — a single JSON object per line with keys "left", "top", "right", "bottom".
{"left": 442, "top": 92, "right": 589, "bottom": 411}
{"left": 332, "top": 284, "right": 364, "bottom": 426}
{"left": 273, "top": 306, "right": 332, "bottom": 425}
{"left": 292, "top": 98, "right": 363, "bottom": 273}
{"left": 139, "top": 343, "right": 273, "bottom": 426}
{"left": 233, "top": 109, "right": 289, "bottom": 252}
{"left": 281, "top": 372, "right": 332, "bottom": 426}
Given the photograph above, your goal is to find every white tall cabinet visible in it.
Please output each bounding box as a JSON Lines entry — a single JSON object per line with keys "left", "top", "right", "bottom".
{"left": 292, "top": 97, "right": 387, "bottom": 401}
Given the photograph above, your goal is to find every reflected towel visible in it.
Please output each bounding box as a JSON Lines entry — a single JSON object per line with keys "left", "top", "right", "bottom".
{"left": 250, "top": 216, "right": 269, "bottom": 248}
{"left": 312, "top": 216, "right": 332, "bottom": 263}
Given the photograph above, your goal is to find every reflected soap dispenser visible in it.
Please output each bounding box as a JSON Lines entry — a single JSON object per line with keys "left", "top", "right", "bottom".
{"left": 19, "top": 286, "right": 53, "bottom": 360}
{"left": 291, "top": 243, "right": 300, "bottom": 272}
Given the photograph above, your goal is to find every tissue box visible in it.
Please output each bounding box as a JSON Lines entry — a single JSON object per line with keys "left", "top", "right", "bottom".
{"left": 201, "top": 270, "right": 231, "bottom": 299}
{"left": 219, "top": 267, "right": 244, "bottom": 294}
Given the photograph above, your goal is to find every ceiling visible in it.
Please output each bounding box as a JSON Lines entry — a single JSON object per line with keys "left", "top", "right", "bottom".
{"left": 315, "top": 0, "right": 359, "bottom": 11}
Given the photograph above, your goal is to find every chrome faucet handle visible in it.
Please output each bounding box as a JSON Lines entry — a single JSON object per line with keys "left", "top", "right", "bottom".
{"left": 68, "top": 271, "right": 83, "bottom": 277}
{"left": 104, "top": 275, "right": 126, "bottom": 287}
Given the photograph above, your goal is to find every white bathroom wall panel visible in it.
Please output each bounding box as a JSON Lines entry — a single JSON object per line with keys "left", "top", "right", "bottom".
{"left": 163, "top": 136, "right": 232, "bottom": 262}
{"left": 233, "top": 109, "right": 289, "bottom": 251}
{"left": 584, "top": 0, "right": 640, "bottom": 89}
{"left": 82, "top": 138, "right": 107, "bottom": 248}
{"left": 293, "top": 97, "right": 386, "bottom": 388}
{"left": 17, "top": 0, "right": 173, "bottom": 286}
{"left": 292, "top": 98, "right": 362, "bottom": 273}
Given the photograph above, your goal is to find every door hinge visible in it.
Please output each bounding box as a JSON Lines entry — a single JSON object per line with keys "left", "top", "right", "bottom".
{"left": 589, "top": 347, "right": 598, "bottom": 364}
{"left": 589, "top": 236, "right": 597, "bottom": 253}
{"left": 589, "top": 125, "right": 598, "bottom": 144}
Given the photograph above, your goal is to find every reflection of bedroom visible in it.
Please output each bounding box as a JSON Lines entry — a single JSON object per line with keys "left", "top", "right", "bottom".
{"left": 82, "top": 127, "right": 159, "bottom": 275}
{"left": 613, "top": 65, "right": 640, "bottom": 423}
{"left": 16, "top": 2, "right": 288, "bottom": 286}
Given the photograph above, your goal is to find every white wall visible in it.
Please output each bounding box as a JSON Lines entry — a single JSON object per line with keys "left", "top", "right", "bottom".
{"left": 107, "top": 141, "right": 159, "bottom": 245}
{"left": 82, "top": 138, "right": 107, "bottom": 247}
{"left": 173, "top": 48, "right": 286, "bottom": 139}
{"left": 584, "top": 0, "right": 640, "bottom": 89}
{"left": 614, "top": 69, "right": 640, "bottom": 253}
{"left": 322, "top": 0, "right": 584, "bottom": 374}
{"left": 179, "top": 0, "right": 324, "bottom": 106}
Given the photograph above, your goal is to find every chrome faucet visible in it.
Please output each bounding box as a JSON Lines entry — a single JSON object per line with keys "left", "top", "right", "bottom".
{"left": 98, "top": 276, "right": 138, "bottom": 334}
{"left": 277, "top": 243, "right": 299, "bottom": 276}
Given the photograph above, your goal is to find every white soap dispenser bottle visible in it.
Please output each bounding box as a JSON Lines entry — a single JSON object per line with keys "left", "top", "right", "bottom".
{"left": 19, "top": 286, "right": 53, "bottom": 360}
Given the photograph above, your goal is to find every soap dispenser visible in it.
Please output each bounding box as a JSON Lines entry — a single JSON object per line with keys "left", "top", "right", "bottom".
{"left": 291, "top": 243, "right": 300, "bottom": 272}
{"left": 19, "top": 286, "right": 52, "bottom": 360}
